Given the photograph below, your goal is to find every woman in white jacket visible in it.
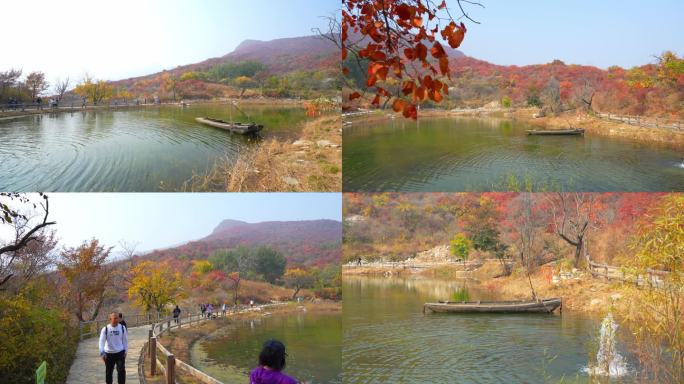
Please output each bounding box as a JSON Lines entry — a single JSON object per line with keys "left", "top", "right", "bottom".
{"left": 99, "top": 312, "right": 128, "bottom": 384}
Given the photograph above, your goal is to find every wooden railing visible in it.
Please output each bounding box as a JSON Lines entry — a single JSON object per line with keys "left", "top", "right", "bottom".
{"left": 595, "top": 112, "right": 684, "bottom": 131}
{"left": 79, "top": 312, "right": 166, "bottom": 340}
{"left": 143, "top": 304, "right": 285, "bottom": 384}
{"left": 587, "top": 259, "right": 672, "bottom": 289}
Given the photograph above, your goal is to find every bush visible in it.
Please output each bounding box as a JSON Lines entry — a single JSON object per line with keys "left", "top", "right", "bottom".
{"left": 0, "top": 291, "right": 78, "bottom": 383}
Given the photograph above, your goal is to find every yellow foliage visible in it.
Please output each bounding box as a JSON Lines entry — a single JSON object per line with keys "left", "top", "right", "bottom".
{"left": 128, "top": 261, "right": 183, "bottom": 313}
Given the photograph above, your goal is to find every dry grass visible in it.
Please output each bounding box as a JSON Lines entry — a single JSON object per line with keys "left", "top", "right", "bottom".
{"left": 481, "top": 266, "right": 634, "bottom": 314}
{"left": 184, "top": 114, "right": 341, "bottom": 192}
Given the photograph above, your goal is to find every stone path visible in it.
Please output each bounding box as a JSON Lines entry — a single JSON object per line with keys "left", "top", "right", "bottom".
{"left": 66, "top": 326, "right": 149, "bottom": 384}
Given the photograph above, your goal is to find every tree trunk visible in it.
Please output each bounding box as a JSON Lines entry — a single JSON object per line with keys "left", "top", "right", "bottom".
{"left": 291, "top": 286, "right": 301, "bottom": 300}
{"left": 573, "top": 237, "right": 584, "bottom": 268}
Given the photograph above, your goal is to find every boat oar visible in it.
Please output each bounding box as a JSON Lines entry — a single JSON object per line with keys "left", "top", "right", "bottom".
{"left": 231, "top": 101, "right": 252, "bottom": 122}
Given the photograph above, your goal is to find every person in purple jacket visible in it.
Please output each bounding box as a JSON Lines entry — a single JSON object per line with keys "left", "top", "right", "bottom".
{"left": 250, "top": 340, "right": 298, "bottom": 384}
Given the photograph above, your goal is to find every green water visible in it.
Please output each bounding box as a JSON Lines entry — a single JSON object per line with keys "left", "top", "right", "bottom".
{"left": 190, "top": 311, "right": 341, "bottom": 384}
{"left": 0, "top": 104, "right": 307, "bottom": 191}
{"left": 343, "top": 117, "right": 684, "bottom": 192}
{"left": 343, "top": 276, "right": 639, "bottom": 384}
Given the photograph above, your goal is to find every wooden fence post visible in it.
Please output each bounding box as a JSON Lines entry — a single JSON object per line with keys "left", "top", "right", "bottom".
{"left": 166, "top": 355, "right": 175, "bottom": 384}
{"left": 150, "top": 337, "right": 157, "bottom": 376}
{"left": 148, "top": 329, "right": 153, "bottom": 355}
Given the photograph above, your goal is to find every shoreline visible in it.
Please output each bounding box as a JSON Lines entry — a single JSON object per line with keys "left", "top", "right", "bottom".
{"left": 0, "top": 97, "right": 308, "bottom": 121}
{"left": 184, "top": 113, "right": 341, "bottom": 192}
{"left": 346, "top": 107, "right": 684, "bottom": 150}
{"left": 343, "top": 260, "right": 633, "bottom": 315}
{"left": 161, "top": 301, "right": 341, "bottom": 364}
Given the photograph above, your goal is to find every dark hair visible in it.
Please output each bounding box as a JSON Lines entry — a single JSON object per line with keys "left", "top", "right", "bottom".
{"left": 258, "top": 340, "right": 287, "bottom": 371}
{"left": 118, "top": 313, "right": 123, "bottom": 319}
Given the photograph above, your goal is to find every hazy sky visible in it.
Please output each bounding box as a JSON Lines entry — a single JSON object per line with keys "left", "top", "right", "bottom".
{"left": 458, "top": 0, "right": 683, "bottom": 68}
{"left": 1, "top": 193, "right": 341, "bottom": 257}
{"left": 4, "top": 1, "right": 680, "bottom": 88}
{"left": 2, "top": 0, "right": 339, "bottom": 84}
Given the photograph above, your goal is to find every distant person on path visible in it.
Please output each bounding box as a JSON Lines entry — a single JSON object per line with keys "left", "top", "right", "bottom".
{"left": 173, "top": 305, "right": 181, "bottom": 324}
{"left": 222, "top": 302, "right": 227, "bottom": 316}
{"left": 99, "top": 312, "right": 128, "bottom": 384}
{"left": 250, "top": 299, "right": 254, "bottom": 308}
{"left": 207, "top": 303, "right": 213, "bottom": 318}
{"left": 200, "top": 303, "right": 206, "bottom": 317}
{"left": 250, "top": 340, "right": 298, "bottom": 384}
{"left": 118, "top": 313, "right": 127, "bottom": 330}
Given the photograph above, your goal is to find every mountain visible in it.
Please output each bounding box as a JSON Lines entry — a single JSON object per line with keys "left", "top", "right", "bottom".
{"left": 114, "top": 34, "right": 338, "bottom": 87}
{"left": 145, "top": 219, "right": 342, "bottom": 267}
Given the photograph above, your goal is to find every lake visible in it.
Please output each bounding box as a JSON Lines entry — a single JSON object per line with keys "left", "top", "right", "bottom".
{"left": 343, "top": 276, "right": 640, "bottom": 383}
{"left": 190, "top": 311, "right": 341, "bottom": 384}
{"left": 343, "top": 117, "right": 684, "bottom": 192}
{"left": 0, "top": 104, "right": 307, "bottom": 191}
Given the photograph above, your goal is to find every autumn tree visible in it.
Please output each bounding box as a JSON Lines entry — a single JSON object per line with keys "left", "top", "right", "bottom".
{"left": 128, "top": 260, "right": 183, "bottom": 313}
{"left": 160, "top": 73, "right": 178, "bottom": 101}
{"left": 623, "top": 194, "right": 684, "bottom": 382}
{"left": 53, "top": 77, "right": 70, "bottom": 103}
{"left": 450, "top": 232, "right": 471, "bottom": 267}
{"left": 541, "top": 77, "right": 561, "bottom": 115}
{"left": 210, "top": 247, "right": 255, "bottom": 305}
{"left": 548, "top": 193, "right": 602, "bottom": 268}
{"left": 24, "top": 71, "right": 49, "bottom": 100}
{"left": 58, "top": 239, "right": 113, "bottom": 321}
{"left": 0, "top": 193, "right": 56, "bottom": 289}
{"left": 0, "top": 69, "right": 22, "bottom": 101}
{"left": 505, "top": 194, "right": 550, "bottom": 300}
{"left": 234, "top": 76, "right": 256, "bottom": 97}
{"left": 462, "top": 195, "right": 509, "bottom": 273}
{"left": 284, "top": 268, "right": 315, "bottom": 300}
{"left": 73, "top": 74, "right": 113, "bottom": 105}
{"left": 342, "top": 0, "right": 480, "bottom": 118}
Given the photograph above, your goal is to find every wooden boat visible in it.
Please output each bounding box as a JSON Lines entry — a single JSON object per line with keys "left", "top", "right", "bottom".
{"left": 424, "top": 298, "right": 562, "bottom": 314}
{"left": 526, "top": 128, "right": 585, "bottom": 136}
{"left": 195, "top": 117, "right": 263, "bottom": 135}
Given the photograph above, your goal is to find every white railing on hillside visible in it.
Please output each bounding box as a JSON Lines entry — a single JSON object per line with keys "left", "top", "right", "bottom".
{"left": 587, "top": 259, "right": 674, "bottom": 289}
{"left": 594, "top": 112, "right": 684, "bottom": 131}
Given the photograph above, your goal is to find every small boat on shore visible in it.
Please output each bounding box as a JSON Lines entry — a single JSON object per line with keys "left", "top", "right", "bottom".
{"left": 195, "top": 117, "right": 263, "bottom": 135}
{"left": 424, "top": 297, "right": 562, "bottom": 314}
{"left": 526, "top": 128, "right": 585, "bottom": 136}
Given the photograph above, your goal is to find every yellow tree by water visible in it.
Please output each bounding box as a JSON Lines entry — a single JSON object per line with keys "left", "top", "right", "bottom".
{"left": 624, "top": 194, "right": 684, "bottom": 382}
{"left": 128, "top": 261, "right": 184, "bottom": 313}
{"left": 73, "top": 74, "right": 113, "bottom": 105}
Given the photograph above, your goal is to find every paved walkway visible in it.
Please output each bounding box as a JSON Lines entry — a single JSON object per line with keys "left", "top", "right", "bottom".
{"left": 66, "top": 326, "right": 149, "bottom": 384}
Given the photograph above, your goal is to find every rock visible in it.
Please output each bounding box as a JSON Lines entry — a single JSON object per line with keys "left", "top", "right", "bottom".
{"left": 590, "top": 298, "right": 602, "bottom": 307}
{"left": 282, "top": 177, "right": 299, "bottom": 186}
{"left": 610, "top": 293, "right": 622, "bottom": 301}
{"left": 293, "top": 139, "right": 312, "bottom": 147}
{"left": 316, "top": 139, "right": 333, "bottom": 147}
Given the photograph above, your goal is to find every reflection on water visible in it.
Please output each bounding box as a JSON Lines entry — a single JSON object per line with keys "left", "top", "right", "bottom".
{"left": 190, "top": 311, "right": 341, "bottom": 384}
{"left": 343, "top": 276, "right": 639, "bottom": 383}
{"left": 343, "top": 117, "right": 684, "bottom": 191}
{"left": 0, "top": 104, "right": 306, "bottom": 191}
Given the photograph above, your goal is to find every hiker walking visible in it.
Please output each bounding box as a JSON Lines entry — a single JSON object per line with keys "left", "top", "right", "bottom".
{"left": 207, "top": 303, "right": 214, "bottom": 319}
{"left": 221, "top": 302, "right": 227, "bottom": 316}
{"left": 200, "top": 303, "right": 206, "bottom": 317}
{"left": 173, "top": 305, "right": 181, "bottom": 324}
{"left": 118, "top": 313, "right": 127, "bottom": 330}
{"left": 99, "top": 312, "right": 128, "bottom": 384}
